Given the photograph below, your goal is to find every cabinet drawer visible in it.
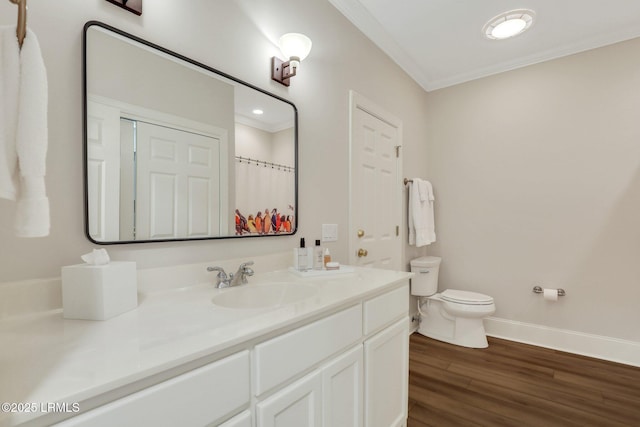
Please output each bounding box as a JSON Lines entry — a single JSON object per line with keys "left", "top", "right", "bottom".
{"left": 363, "top": 283, "right": 409, "bottom": 335}
{"left": 56, "top": 351, "right": 250, "bottom": 427}
{"left": 253, "top": 304, "right": 362, "bottom": 396}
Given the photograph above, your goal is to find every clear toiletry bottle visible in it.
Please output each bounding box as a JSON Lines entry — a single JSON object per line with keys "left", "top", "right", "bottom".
{"left": 323, "top": 247, "right": 331, "bottom": 268}
{"left": 313, "top": 240, "right": 324, "bottom": 270}
{"left": 297, "top": 238, "right": 309, "bottom": 271}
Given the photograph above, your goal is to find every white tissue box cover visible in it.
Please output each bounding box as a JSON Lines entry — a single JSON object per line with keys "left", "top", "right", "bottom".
{"left": 61, "top": 261, "right": 138, "bottom": 320}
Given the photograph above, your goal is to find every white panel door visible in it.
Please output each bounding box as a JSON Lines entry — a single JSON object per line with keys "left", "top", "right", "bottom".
{"left": 364, "top": 318, "right": 409, "bottom": 427}
{"left": 136, "top": 122, "right": 221, "bottom": 239}
{"left": 350, "top": 92, "right": 402, "bottom": 269}
{"left": 256, "top": 370, "right": 322, "bottom": 427}
{"left": 86, "top": 101, "right": 121, "bottom": 241}
{"left": 322, "top": 345, "right": 363, "bottom": 427}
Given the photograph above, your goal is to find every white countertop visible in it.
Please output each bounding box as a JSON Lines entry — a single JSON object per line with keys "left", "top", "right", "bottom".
{"left": 0, "top": 266, "right": 412, "bottom": 427}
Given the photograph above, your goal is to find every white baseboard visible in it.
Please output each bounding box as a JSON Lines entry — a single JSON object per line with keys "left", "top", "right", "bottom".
{"left": 485, "top": 317, "right": 640, "bottom": 367}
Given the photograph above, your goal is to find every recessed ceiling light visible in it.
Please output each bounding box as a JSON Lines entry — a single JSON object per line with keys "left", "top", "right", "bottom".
{"left": 252, "top": 109, "right": 264, "bottom": 115}
{"left": 483, "top": 9, "right": 535, "bottom": 40}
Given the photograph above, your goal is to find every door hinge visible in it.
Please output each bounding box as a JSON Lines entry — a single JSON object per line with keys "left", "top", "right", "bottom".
{"left": 395, "top": 145, "right": 401, "bottom": 158}
{"left": 396, "top": 225, "right": 399, "bottom": 236}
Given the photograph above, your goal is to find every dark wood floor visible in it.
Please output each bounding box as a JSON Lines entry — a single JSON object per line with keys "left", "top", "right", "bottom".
{"left": 408, "top": 333, "right": 640, "bottom": 427}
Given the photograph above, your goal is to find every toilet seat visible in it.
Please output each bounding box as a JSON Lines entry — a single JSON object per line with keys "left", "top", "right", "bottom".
{"left": 441, "top": 289, "right": 494, "bottom": 305}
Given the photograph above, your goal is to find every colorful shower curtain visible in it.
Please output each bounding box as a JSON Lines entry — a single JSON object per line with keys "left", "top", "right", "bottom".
{"left": 235, "top": 158, "right": 295, "bottom": 234}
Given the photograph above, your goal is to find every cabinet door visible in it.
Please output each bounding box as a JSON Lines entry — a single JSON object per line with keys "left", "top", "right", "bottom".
{"left": 322, "top": 345, "right": 363, "bottom": 427}
{"left": 218, "top": 410, "right": 251, "bottom": 427}
{"left": 364, "top": 318, "right": 409, "bottom": 427}
{"left": 256, "top": 370, "right": 322, "bottom": 427}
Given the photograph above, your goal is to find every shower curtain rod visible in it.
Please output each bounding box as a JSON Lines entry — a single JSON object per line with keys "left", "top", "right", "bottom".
{"left": 235, "top": 156, "right": 295, "bottom": 172}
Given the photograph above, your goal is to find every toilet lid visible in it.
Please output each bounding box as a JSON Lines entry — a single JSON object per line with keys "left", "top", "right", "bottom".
{"left": 441, "top": 289, "right": 494, "bottom": 305}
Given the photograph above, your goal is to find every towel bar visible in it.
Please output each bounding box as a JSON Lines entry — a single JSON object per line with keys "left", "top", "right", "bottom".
{"left": 9, "top": 0, "right": 27, "bottom": 48}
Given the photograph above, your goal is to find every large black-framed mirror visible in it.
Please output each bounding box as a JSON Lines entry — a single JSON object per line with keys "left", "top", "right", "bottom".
{"left": 83, "top": 21, "right": 298, "bottom": 244}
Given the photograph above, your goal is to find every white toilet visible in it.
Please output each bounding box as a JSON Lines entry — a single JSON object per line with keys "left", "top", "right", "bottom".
{"left": 411, "top": 256, "right": 495, "bottom": 348}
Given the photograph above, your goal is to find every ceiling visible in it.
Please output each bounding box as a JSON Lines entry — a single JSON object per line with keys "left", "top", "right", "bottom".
{"left": 328, "top": 0, "right": 640, "bottom": 91}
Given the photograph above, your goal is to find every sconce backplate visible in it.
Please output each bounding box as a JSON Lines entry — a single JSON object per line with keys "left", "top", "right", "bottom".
{"left": 105, "top": 0, "right": 142, "bottom": 16}
{"left": 272, "top": 57, "right": 291, "bottom": 87}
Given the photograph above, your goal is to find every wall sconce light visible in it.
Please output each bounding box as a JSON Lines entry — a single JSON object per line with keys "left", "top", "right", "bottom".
{"left": 271, "top": 33, "right": 312, "bottom": 87}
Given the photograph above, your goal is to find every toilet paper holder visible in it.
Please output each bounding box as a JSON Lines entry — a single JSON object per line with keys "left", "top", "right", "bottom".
{"left": 532, "top": 286, "right": 566, "bottom": 297}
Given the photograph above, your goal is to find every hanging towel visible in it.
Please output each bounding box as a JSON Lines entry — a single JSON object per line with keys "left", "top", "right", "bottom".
{"left": 0, "top": 26, "right": 20, "bottom": 200}
{"left": 409, "top": 178, "right": 435, "bottom": 247}
{"left": 408, "top": 181, "right": 415, "bottom": 245}
{"left": 417, "top": 178, "right": 430, "bottom": 202}
{"left": 0, "top": 27, "right": 49, "bottom": 237}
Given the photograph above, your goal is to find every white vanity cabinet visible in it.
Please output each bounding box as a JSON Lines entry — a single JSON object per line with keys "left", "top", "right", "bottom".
{"left": 254, "top": 282, "right": 409, "bottom": 427}
{"left": 48, "top": 280, "right": 410, "bottom": 427}
{"left": 364, "top": 318, "right": 409, "bottom": 427}
{"left": 218, "top": 411, "right": 252, "bottom": 427}
{"left": 255, "top": 345, "right": 365, "bottom": 427}
{"left": 363, "top": 285, "right": 410, "bottom": 427}
{"left": 253, "top": 304, "right": 363, "bottom": 427}
{"left": 256, "top": 370, "right": 323, "bottom": 427}
{"left": 322, "top": 345, "right": 363, "bottom": 427}
{"left": 55, "top": 351, "right": 250, "bottom": 427}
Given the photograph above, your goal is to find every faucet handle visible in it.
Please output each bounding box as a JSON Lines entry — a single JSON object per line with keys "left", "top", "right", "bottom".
{"left": 239, "top": 261, "right": 254, "bottom": 276}
{"left": 207, "top": 266, "right": 227, "bottom": 278}
{"left": 239, "top": 261, "right": 254, "bottom": 269}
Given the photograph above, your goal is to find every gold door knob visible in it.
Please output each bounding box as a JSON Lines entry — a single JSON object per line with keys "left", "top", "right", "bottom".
{"left": 357, "top": 229, "right": 365, "bottom": 238}
{"left": 357, "top": 248, "right": 368, "bottom": 257}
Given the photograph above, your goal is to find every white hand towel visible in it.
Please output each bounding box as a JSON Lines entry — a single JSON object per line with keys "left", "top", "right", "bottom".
{"left": 15, "top": 28, "right": 49, "bottom": 237}
{"left": 408, "top": 181, "right": 415, "bottom": 245}
{"left": 417, "top": 179, "right": 429, "bottom": 202}
{"left": 0, "top": 27, "right": 49, "bottom": 237}
{"left": 410, "top": 178, "right": 436, "bottom": 247}
{"left": 0, "top": 26, "right": 20, "bottom": 201}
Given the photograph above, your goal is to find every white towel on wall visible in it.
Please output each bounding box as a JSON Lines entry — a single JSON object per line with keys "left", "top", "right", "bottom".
{"left": 0, "top": 27, "right": 49, "bottom": 237}
{"left": 0, "top": 26, "right": 20, "bottom": 200}
{"left": 408, "top": 182, "right": 415, "bottom": 245}
{"left": 409, "top": 178, "right": 435, "bottom": 247}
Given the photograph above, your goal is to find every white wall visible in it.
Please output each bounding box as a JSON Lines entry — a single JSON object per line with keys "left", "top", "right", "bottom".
{"left": 87, "top": 26, "right": 236, "bottom": 133}
{"left": 425, "top": 38, "right": 640, "bottom": 342}
{"left": 2, "top": 0, "right": 638, "bottom": 355}
{"left": 0, "top": 0, "right": 430, "bottom": 282}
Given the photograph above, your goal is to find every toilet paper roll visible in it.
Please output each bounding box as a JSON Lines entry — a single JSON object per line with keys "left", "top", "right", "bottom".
{"left": 543, "top": 288, "right": 558, "bottom": 302}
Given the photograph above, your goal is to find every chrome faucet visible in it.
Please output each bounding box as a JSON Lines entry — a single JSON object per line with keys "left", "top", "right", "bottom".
{"left": 207, "top": 266, "right": 231, "bottom": 288}
{"left": 230, "top": 261, "right": 254, "bottom": 287}
{"left": 207, "top": 261, "right": 254, "bottom": 288}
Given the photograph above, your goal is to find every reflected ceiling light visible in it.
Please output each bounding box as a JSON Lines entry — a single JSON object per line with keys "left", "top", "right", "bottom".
{"left": 271, "top": 33, "right": 312, "bottom": 87}
{"left": 483, "top": 9, "right": 535, "bottom": 40}
{"left": 252, "top": 109, "right": 264, "bottom": 115}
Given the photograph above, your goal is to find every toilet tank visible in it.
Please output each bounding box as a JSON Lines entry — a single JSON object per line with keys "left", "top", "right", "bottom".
{"left": 410, "top": 256, "right": 441, "bottom": 296}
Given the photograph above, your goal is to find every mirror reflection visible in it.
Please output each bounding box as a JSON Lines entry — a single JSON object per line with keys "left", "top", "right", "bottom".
{"left": 83, "top": 22, "right": 297, "bottom": 243}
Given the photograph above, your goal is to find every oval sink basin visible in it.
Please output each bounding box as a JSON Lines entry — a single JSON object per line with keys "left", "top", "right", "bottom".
{"left": 212, "top": 283, "right": 317, "bottom": 309}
